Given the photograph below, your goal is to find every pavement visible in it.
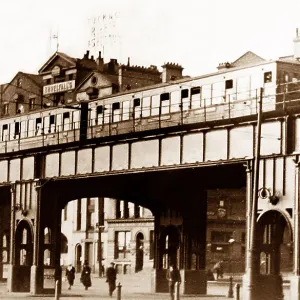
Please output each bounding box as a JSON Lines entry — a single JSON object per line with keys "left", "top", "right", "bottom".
{"left": 0, "top": 271, "right": 234, "bottom": 300}
{"left": 0, "top": 271, "right": 291, "bottom": 299}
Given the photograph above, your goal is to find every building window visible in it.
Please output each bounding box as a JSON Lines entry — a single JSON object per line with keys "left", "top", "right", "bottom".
{"left": 115, "top": 231, "right": 131, "bottom": 259}
{"left": 76, "top": 199, "right": 82, "bottom": 231}
{"left": 211, "top": 231, "right": 232, "bottom": 253}
{"left": 264, "top": 72, "right": 272, "bottom": 83}
{"left": 46, "top": 78, "right": 51, "bottom": 85}
{"left": 68, "top": 74, "right": 74, "bottom": 81}
{"left": 17, "top": 78, "right": 22, "bottom": 87}
{"left": 225, "top": 79, "right": 233, "bottom": 89}
{"left": 2, "top": 104, "right": 8, "bottom": 116}
{"left": 29, "top": 98, "right": 36, "bottom": 110}
{"left": 87, "top": 198, "right": 95, "bottom": 229}
{"left": 149, "top": 230, "right": 155, "bottom": 260}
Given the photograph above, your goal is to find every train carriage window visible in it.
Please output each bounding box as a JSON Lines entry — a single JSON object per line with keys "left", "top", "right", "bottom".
{"left": 191, "top": 86, "right": 201, "bottom": 108}
{"left": 170, "top": 91, "right": 180, "bottom": 113}
{"left": 264, "top": 72, "right": 272, "bottom": 84}
{"left": 236, "top": 77, "right": 250, "bottom": 101}
{"left": 2, "top": 124, "right": 8, "bottom": 141}
{"left": 225, "top": 79, "right": 233, "bottom": 89}
{"left": 49, "top": 115, "right": 56, "bottom": 133}
{"left": 28, "top": 119, "right": 34, "bottom": 137}
{"left": 250, "top": 75, "right": 261, "bottom": 99}
{"left": 112, "top": 102, "right": 121, "bottom": 122}
{"left": 73, "top": 110, "right": 80, "bottom": 129}
{"left": 151, "top": 95, "right": 160, "bottom": 116}
{"left": 44, "top": 116, "right": 50, "bottom": 134}
{"left": 142, "top": 97, "right": 151, "bottom": 117}
{"left": 212, "top": 82, "right": 224, "bottom": 105}
{"left": 202, "top": 84, "right": 212, "bottom": 106}
{"left": 56, "top": 114, "right": 62, "bottom": 132}
{"left": 63, "top": 112, "right": 70, "bottom": 131}
{"left": 133, "top": 98, "right": 141, "bottom": 119}
{"left": 21, "top": 120, "right": 27, "bottom": 138}
{"left": 90, "top": 107, "right": 96, "bottom": 126}
{"left": 104, "top": 105, "right": 111, "bottom": 124}
{"left": 9, "top": 124, "right": 14, "bottom": 140}
{"left": 181, "top": 88, "right": 190, "bottom": 111}
{"left": 14, "top": 122, "right": 20, "bottom": 139}
{"left": 122, "top": 101, "right": 130, "bottom": 121}
{"left": 96, "top": 105, "right": 103, "bottom": 124}
{"left": 160, "top": 93, "right": 170, "bottom": 114}
{"left": 36, "top": 118, "right": 42, "bottom": 135}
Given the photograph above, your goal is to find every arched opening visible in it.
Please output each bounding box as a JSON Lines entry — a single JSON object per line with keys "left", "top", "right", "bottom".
{"left": 257, "top": 210, "right": 292, "bottom": 275}
{"left": 14, "top": 220, "right": 33, "bottom": 292}
{"left": 135, "top": 232, "right": 144, "bottom": 272}
{"left": 75, "top": 244, "right": 82, "bottom": 273}
{"left": 159, "top": 225, "right": 181, "bottom": 269}
{"left": 254, "top": 210, "right": 292, "bottom": 300}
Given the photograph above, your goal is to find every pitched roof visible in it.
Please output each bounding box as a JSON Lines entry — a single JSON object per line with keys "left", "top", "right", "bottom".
{"left": 38, "top": 51, "right": 77, "bottom": 73}
{"left": 23, "top": 73, "right": 43, "bottom": 87}
{"left": 277, "top": 55, "right": 300, "bottom": 65}
{"left": 231, "top": 51, "right": 266, "bottom": 67}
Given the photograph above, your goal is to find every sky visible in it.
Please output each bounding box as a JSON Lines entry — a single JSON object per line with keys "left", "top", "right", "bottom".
{"left": 0, "top": 0, "right": 299, "bottom": 83}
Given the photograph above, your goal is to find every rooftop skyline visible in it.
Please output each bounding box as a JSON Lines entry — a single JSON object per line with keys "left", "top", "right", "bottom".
{"left": 0, "top": 0, "right": 299, "bottom": 83}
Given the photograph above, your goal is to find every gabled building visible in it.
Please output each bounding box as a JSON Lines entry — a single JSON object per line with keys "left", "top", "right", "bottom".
{"left": 0, "top": 72, "right": 43, "bottom": 118}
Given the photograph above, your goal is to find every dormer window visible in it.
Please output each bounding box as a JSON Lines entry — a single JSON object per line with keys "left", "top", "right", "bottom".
{"left": 17, "top": 78, "right": 22, "bottom": 87}
{"left": 91, "top": 76, "right": 98, "bottom": 86}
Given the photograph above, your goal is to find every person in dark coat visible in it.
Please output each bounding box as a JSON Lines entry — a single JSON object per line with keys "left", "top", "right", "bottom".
{"left": 166, "top": 264, "right": 181, "bottom": 300}
{"left": 80, "top": 260, "right": 92, "bottom": 290}
{"left": 213, "top": 260, "right": 224, "bottom": 279}
{"left": 106, "top": 262, "right": 117, "bottom": 296}
{"left": 65, "top": 264, "right": 76, "bottom": 290}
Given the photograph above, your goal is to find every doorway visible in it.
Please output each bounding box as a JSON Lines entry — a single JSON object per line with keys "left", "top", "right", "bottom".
{"left": 14, "top": 220, "right": 33, "bottom": 292}
{"left": 75, "top": 244, "right": 82, "bottom": 273}
{"left": 135, "top": 232, "right": 144, "bottom": 272}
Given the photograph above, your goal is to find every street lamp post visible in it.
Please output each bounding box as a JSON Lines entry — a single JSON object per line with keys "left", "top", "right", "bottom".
{"left": 96, "top": 223, "right": 104, "bottom": 277}
{"left": 228, "top": 238, "right": 235, "bottom": 276}
{"left": 247, "top": 88, "right": 263, "bottom": 300}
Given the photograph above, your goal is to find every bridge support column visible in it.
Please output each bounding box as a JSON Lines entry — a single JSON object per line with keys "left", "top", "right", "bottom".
{"left": 30, "top": 265, "right": 44, "bottom": 294}
{"left": 290, "top": 161, "right": 300, "bottom": 300}
{"left": 151, "top": 190, "right": 207, "bottom": 295}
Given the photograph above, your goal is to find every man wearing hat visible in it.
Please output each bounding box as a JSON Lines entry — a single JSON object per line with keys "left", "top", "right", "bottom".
{"left": 106, "top": 262, "right": 117, "bottom": 296}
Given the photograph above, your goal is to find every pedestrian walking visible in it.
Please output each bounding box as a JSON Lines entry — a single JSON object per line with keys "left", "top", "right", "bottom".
{"left": 213, "top": 260, "right": 224, "bottom": 279}
{"left": 106, "top": 262, "right": 117, "bottom": 297}
{"left": 166, "top": 264, "right": 181, "bottom": 300}
{"left": 80, "top": 260, "right": 92, "bottom": 290}
{"left": 65, "top": 264, "right": 76, "bottom": 290}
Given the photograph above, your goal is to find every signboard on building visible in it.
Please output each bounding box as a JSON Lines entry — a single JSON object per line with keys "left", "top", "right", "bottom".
{"left": 43, "top": 267, "right": 56, "bottom": 289}
{"left": 2, "top": 264, "right": 8, "bottom": 279}
{"left": 43, "top": 80, "right": 75, "bottom": 95}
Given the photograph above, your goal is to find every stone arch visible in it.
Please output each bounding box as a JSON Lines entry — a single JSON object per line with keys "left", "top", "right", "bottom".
{"left": 257, "top": 209, "right": 293, "bottom": 275}
{"left": 14, "top": 219, "right": 34, "bottom": 292}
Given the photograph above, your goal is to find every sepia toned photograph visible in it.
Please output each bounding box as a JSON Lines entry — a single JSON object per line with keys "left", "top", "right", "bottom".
{"left": 0, "top": 1, "right": 299, "bottom": 299}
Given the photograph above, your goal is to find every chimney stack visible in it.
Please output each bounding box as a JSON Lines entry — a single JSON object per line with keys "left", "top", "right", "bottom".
{"left": 161, "top": 63, "right": 183, "bottom": 83}
{"left": 294, "top": 28, "right": 300, "bottom": 60}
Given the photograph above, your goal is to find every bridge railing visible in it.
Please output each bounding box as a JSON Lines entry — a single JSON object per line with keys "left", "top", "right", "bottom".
{"left": 0, "top": 93, "right": 277, "bottom": 154}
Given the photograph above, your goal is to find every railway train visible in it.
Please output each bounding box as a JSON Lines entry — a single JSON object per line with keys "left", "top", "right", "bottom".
{"left": 0, "top": 67, "right": 299, "bottom": 155}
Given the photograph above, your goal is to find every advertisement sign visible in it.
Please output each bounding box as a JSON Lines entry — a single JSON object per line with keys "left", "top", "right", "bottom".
{"left": 43, "top": 80, "right": 75, "bottom": 95}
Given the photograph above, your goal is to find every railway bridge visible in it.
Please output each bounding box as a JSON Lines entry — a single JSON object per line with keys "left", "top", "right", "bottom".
{"left": 0, "top": 100, "right": 299, "bottom": 300}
